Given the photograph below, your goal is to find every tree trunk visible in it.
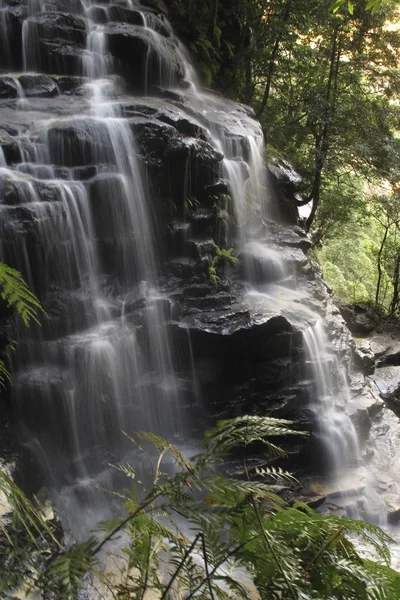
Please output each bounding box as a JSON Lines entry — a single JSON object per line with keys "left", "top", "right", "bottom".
{"left": 376, "top": 225, "right": 389, "bottom": 306}
{"left": 303, "top": 25, "right": 341, "bottom": 231}
{"left": 256, "top": 1, "right": 291, "bottom": 119}
{"left": 390, "top": 251, "right": 400, "bottom": 313}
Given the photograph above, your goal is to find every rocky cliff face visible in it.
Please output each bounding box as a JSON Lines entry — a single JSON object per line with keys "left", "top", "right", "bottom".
{"left": 0, "top": 0, "right": 381, "bottom": 515}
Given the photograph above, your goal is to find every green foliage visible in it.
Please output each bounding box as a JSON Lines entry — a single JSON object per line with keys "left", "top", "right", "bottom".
{"left": 40, "top": 539, "right": 97, "bottom": 600}
{"left": 331, "top": 0, "right": 387, "bottom": 14}
{"left": 317, "top": 222, "right": 380, "bottom": 304}
{"left": 0, "top": 262, "right": 44, "bottom": 388}
{"left": 1, "top": 417, "right": 399, "bottom": 599}
{"left": 207, "top": 244, "right": 238, "bottom": 284}
{"left": 0, "top": 471, "right": 62, "bottom": 594}
{"left": 0, "top": 262, "right": 43, "bottom": 327}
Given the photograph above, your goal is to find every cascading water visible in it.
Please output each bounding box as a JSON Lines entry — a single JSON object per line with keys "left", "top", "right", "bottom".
{"left": 0, "top": 0, "right": 196, "bottom": 533}
{"left": 303, "top": 322, "right": 361, "bottom": 483}
{"left": 0, "top": 0, "right": 397, "bottom": 552}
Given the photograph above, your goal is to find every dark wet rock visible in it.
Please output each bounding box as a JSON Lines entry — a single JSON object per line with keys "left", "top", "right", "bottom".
{"left": 0, "top": 4, "right": 26, "bottom": 70}
{"left": 22, "top": 13, "right": 86, "bottom": 74}
{"left": 103, "top": 23, "right": 186, "bottom": 91}
{"left": 189, "top": 208, "right": 215, "bottom": 235}
{"left": 0, "top": 73, "right": 57, "bottom": 102}
{"left": 352, "top": 340, "right": 375, "bottom": 375}
{"left": 140, "top": 0, "right": 168, "bottom": 16}
{"left": 130, "top": 119, "right": 178, "bottom": 160}
{"left": 239, "top": 242, "right": 308, "bottom": 285}
{"left": 266, "top": 222, "right": 311, "bottom": 252}
{"left": 27, "top": 12, "right": 86, "bottom": 45}
{"left": 166, "top": 257, "right": 197, "bottom": 279}
{"left": 0, "top": 129, "right": 22, "bottom": 164}
{"left": 201, "top": 179, "right": 230, "bottom": 201}
{"left": 348, "top": 385, "right": 383, "bottom": 439}
{"left": 162, "top": 138, "right": 223, "bottom": 213}
{"left": 267, "top": 160, "right": 301, "bottom": 225}
{"left": 372, "top": 366, "right": 400, "bottom": 396}
{"left": 388, "top": 508, "right": 400, "bottom": 525}
{"left": 51, "top": 75, "right": 86, "bottom": 94}
{"left": 19, "top": 74, "right": 58, "bottom": 97}
{"left": 35, "top": 40, "right": 86, "bottom": 76}
{"left": 169, "top": 301, "right": 312, "bottom": 433}
{"left": 180, "top": 307, "right": 296, "bottom": 347}
{"left": 122, "top": 103, "right": 158, "bottom": 118}
{"left": 72, "top": 164, "right": 114, "bottom": 180}
{"left": 345, "top": 310, "right": 400, "bottom": 372}
{"left": 370, "top": 366, "right": 400, "bottom": 416}
{"left": 148, "top": 86, "right": 184, "bottom": 102}
{"left": 45, "top": 119, "right": 113, "bottom": 167}
{"left": 42, "top": 0, "right": 85, "bottom": 14}
{"left": 339, "top": 303, "right": 380, "bottom": 335}
{"left": 144, "top": 13, "right": 172, "bottom": 36}
{"left": 89, "top": 5, "right": 145, "bottom": 26}
{"left": 166, "top": 221, "right": 191, "bottom": 256}
{"left": 0, "top": 76, "right": 19, "bottom": 99}
{"left": 185, "top": 238, "right": 216, "bottom": 260}
{"left": 0, "top": 201, "right": 72, "bottom": 290}
{"left": 155, "top": 106, "right": 207, "bottom": 139}
{"left": 88, "top": 173, "right": 133, "bottom": 240}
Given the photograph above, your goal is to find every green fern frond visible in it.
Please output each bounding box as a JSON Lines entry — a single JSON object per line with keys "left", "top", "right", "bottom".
{"left": 42, "top": 538, "right": 97, "bottom": 599}
{"left": 203, "top": 415, "right": 305, "bottom": 456}
{"left": 0, "top": 471, "right": 61, "bottom": 549}
{"left": 253, "top": 466, "right": 299, "bottom": 486}
{"left": 0, "top": 262, "right": 44, "bottom": 326}
{"left": 134, "top": 431, "right": 196, "bottom": 473}
{"left": 208, "top": 473, "right": 286, "bottom": 507}
{"left": 0, "top": 359, "right": 11, "bottom": 389}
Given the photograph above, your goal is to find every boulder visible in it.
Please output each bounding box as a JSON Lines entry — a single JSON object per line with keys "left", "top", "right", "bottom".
{"left": 44, "top": 118, "right": 114, "bottom": 167}
{"left": 86, "top": 5, "right": 145, "bottom": 26}
{"left": 155, "top": 105, "right": 207, "bottom": 139}
{"left": 51, "top": 75, "right": 87, "bottom": 94}
{"left": 19, "top": 74, "right": 58, "bottom": 97}
{"left": 0, "top": 76, "right": 19, "bottom": 99}
{"left": 267, "top": 160, "right": 301, "bottom": 225}
{"left": 103, "top": 23, "right": 186, "bottom": 91}
{"left": 130, "top": 118, "right": 178, "bottom": 160}
{"left": 162, "top": 138, "right": 223, "bottom": 213}
{"left": 42, "top": 0, "right": 85, "bottom": 13}
{"left": 23, "top": 12, "right": 86, "bottom": 73}
{"left": 25, "top": 12, "right": 86, "bottom": 45}
{"left": 0, "top": 4, "right": 26, "bottom": 70}
{"left": 339, "top": 303, "right": 380, "bottom": 335}
{"left": 88, "top": 173, "right": 133, "bottom": 240}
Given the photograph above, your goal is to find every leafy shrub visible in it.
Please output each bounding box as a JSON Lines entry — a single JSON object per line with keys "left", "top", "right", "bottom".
{"left": 1, "top": 416, "right": 399, "bottom": 599}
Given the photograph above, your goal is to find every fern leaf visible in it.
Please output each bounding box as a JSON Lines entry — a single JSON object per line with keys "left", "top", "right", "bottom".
{"left": 0, "top": 262, "right": 44, "bottom": 326}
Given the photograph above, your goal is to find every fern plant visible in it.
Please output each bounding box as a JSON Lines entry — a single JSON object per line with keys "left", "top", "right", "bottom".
{"left": 0, "top": 262, "right": 44, "bottom": 387}
{"left": 0, "top": 262, "right": 43, "bottom": 327}
{"left": 207, "top": 244, "right": 238, "bottom": 284}
{"left": 1, "top": 417, "right": 400, "bottom": 599}
{"left": 0, "top": 471, "right": 62, "bottom": 595}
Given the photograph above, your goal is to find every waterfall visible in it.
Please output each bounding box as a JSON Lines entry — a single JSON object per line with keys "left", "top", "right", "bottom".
{"left": 0, "top": 0, "right": 393, "bottom": 546}
{"left": 303, "top": 322, "right": 361, "bottom": 481}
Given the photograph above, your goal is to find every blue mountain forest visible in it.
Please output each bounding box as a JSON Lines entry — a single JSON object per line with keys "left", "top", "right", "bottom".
{"left": 2, "top": 0, "right": 400, "bottom": 597}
